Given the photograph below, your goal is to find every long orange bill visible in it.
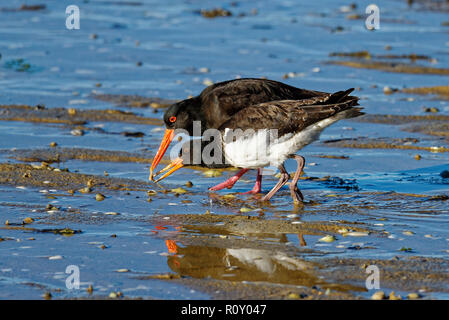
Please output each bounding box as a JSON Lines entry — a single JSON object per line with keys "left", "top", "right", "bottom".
{"left": 154, "top": 157, "right": 184, "bottom": 183}
{"left": 149, "top": 128, "right": 175, "bottom": 181}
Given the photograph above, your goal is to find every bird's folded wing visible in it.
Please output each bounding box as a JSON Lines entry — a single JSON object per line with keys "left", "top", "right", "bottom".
{"left": 218, "top": 90, "right": 361, "bottom": 137}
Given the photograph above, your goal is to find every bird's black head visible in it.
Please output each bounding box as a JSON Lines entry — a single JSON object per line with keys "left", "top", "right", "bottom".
{"left": 163, "top": 97, "right": 202, "bottom": 136}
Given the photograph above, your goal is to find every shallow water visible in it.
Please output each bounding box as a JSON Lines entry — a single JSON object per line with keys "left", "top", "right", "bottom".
{"left": 0, "top": 0, "right": 448, "bottom": 299}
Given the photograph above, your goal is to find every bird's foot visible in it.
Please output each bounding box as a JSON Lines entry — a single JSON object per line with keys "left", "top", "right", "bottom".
{"left": 290, "top": 185, "right": 304, "bottom": 204}
{"left": 240, "top": 188, "right": 260, "bottom": 195}
{"left": 209, "top": 178, "right": 238, "bottom": 191}
{"left": 240, "top": 179, "right": 262, "bottom": 195}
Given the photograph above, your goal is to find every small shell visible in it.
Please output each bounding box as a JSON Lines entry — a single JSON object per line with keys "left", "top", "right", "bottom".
{"left": 171, "top": 187, "right": 187, "bottom": 194}
{"left": 48, "top": 255, "right": 63, "bottom": 260}
{"left": 371, "top": 291, "right": 386, "bottom": 300}
{"left": 345, "top": 232, "right": 369, "bottom": 237}
{"left": 95, "top": 193, "right": 105, "bottom": 201}
{"left": 407, "top": 293, "right": 420, "bottom": 300}
{"left": 203, "top": 170, "right": 222, "bottom": 177}
{"left": 389, "top": 291, "right": 402, "bottom": 300}
{"left": 79, "top": 187, "right": 91, "bottom": 194}
{"left": 319, "top": 235, "right": 336, "bottom": 243}
{"left": 23, "top": 217, "right": 34, "bottom": 224}
{"left": 288, "top": 293, "right": 300, "bottom": 299}
{"left": 104, "top": 212, "right": 119, "bottom": 216}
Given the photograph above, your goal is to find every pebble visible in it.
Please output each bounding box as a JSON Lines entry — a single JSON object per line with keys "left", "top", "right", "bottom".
{"left": 345, "top": 232, "right": 369, "bottom": 237}
{"left": 440, "top": 170, "right": 449, "bottom": 179}
{"left": 414, "top": 154, "right": 421, "bottom": 160}
{"left": 86, "top": 285, "right": 93, "bottom": 294}
{"left": 203, "top": 79, "right": 214, "bottom": 86}
{"left": 109, "top": 292, "right": 118, "bottom": 299}
{"left": 185, "top": 181, "right": 193, "bottom": 188}
{"left": 407, "top": 293, "right": 420, "bottom": 299}
{"left": 147, "top": 190, "right": 157, "bottom": 196}
{"left": 67, "top": 108, "right": 77, "bottom": 115}
{"left": 383, "top": 86, "right": 394, "bottom": 94}
{"left": 23, "top": 217, "right": 34, "bottom": 224}
{"left": 371, "top": 291, "right": 386, "bottom": 300}
{"left": 240, "top": 207, "right": 252, "bottom": 213}
{"left": 116, "top": 269, "right": 130, "bottom": 273}
{"left": 49, "top": 142, "right": 57, "bottom": 147}
{"left": 71, "top": 129, "right": 84, "bottom": 136}
{"left": 423, "top": 107, "right": 439, "bottom": 113}
{"left": 43, "top": 292, "right": 52, "bottom": 300}
{"left": 104, "top": 212, "right": 119, "bottom": 216}
{"left": 79, "top": 187, "right": 91, "bottom": 194}
{"left": 48, "top": 255, "right": 63, "bottom": 260}
{"left": 403, "top": 231, "right": 415, "bottom": 236}
{"left": 389, "top": 291, "right": 402, "bottom": 300}
{"left": 288, "top": 293, "right": 300, "bottom": 299}
{"left": 203, "top": 170, "right": 222, "bottom": 177}
{"left": 319, "top": 235, "right": 336, "bottom": 243}
{"left": 95, "top": 193, "right": 105, "bottom": 201}
{"left": 171, "top": 187, "right": 187, "bottom": 194}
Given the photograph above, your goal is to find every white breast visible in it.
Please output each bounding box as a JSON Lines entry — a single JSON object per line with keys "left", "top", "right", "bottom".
{"left": 222, "top": 114, "right": 344, "bottom": 169}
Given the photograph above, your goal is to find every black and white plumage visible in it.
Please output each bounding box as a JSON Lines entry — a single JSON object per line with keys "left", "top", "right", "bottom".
{"left": 150, "top": 78, "right": 362, "bottom": 204}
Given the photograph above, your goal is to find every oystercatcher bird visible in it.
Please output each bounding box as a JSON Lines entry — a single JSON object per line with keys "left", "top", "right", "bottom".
{"left": 150, "top": 78, "right": 362, "bottom": 203}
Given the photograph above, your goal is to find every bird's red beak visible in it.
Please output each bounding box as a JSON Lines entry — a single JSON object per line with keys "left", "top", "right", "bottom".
{"left": 153, "top": 157, "right": 184, "bottom": 183}
{"left": 149, "top": 128, "right": 175, "bottom": 181}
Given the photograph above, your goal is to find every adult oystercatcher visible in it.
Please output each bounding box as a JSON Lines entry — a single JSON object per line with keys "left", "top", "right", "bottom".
{"left": 150, "top": 78, "right": 362, "bottom": 203}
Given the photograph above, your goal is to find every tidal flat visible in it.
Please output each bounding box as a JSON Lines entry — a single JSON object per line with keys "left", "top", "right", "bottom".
{"left": 0, "top": 0, "right": 448, "bottom": 300}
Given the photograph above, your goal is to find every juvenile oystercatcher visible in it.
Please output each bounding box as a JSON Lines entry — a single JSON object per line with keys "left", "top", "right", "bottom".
{"left": 150, "top": 78, "right": 362, "bottom": 203}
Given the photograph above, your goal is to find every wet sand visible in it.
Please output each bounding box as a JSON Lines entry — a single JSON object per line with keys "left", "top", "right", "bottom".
{"left": 0, "top": 0, "right": 448, "bottom": 300}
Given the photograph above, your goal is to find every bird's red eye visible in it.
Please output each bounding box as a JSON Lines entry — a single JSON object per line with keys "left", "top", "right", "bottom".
{"left": 169, "top": 116, "right": 176, "bottom": 123}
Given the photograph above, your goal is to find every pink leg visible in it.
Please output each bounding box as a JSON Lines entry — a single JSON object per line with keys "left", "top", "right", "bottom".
{"left": 241, "top": 168, "right": 263, "bottom": 195}
{"left": 209, "top": 168, "right": 249, "bottom": 191}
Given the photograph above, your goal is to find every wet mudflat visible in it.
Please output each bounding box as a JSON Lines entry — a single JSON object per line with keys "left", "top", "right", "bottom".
{"left": 0, "top": 0, "right": 448, "bottom": 300}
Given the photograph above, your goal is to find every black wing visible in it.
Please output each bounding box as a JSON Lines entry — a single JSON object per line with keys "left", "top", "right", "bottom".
{"left": 218, "top": 89, "right": 362, "bottom": 137}
{"left": 199, "top": 78, "right": 329, "bottom": 128}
